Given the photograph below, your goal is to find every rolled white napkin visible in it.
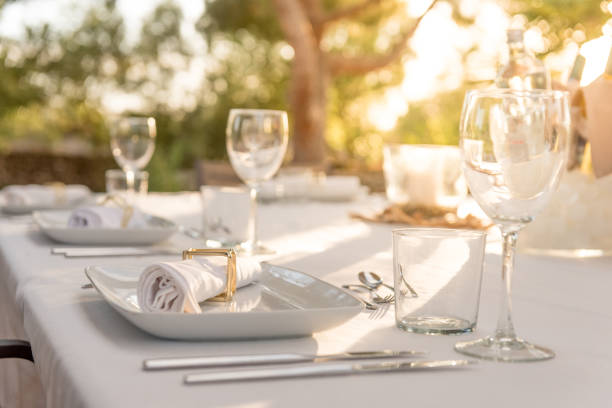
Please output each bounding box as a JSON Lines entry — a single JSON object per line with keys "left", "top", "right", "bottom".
{"left": 2, "top": 184, "right": 90, "bottom": 206}
{"left": 137, "top": 257, "right": 262, "bottom": 313}
{"left": 67, "top": 206, "right": 148, "bottom": 228}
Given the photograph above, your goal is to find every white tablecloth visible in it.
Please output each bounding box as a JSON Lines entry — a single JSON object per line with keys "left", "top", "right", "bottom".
{"left": 1, "top": 193, "right": 611, "bottom": 407}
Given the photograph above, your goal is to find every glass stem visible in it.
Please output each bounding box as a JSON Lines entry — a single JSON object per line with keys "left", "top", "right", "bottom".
{"left": 495, "top": 228, "right": 519, "bottom": 341}
{"left": 125, "top": 170, "right": 135, "bottom": 194}
{"left": 247, "top": 185, "right": 259, "bottom": 249}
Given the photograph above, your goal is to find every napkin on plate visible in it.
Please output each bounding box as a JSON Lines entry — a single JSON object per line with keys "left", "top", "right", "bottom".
{"left": 67, "top": 205, "right": 148, "bottom": 228}
{"left": 2, "top": 184, "right": 90, "bottom": 206}
{"left": 137, "top": 257, "right": 262, "bottom": 313}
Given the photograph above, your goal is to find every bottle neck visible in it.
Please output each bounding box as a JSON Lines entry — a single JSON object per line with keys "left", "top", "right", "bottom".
{"left": 568, "top": 55, "right": 586, "bottom": 83}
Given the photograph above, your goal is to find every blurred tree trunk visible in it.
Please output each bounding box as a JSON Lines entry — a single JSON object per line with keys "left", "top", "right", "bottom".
{"left": 271, "top": 0, "right": 437, "bottom": 165}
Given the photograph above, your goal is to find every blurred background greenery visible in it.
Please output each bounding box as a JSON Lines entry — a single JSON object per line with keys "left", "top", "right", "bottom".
{"left": 0, "top": 0, "right": 610, "bottom": 190}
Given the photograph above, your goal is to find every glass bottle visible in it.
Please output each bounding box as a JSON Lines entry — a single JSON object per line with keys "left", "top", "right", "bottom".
{"left": 495, "top": 29, "right": 551, "bottom": 90}
{"left": 567, "top": 54, "right": 586, "bottom": 89}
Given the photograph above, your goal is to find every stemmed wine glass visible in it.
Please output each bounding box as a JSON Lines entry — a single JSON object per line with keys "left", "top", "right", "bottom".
{"left": 110, "top": 116, "right": 156, "bottom": 195}
{"left": 455, "top": 89, "right": 570, "bottom": 362}
{"left": 226, "top": 109, "right": 288, "bottom": 255}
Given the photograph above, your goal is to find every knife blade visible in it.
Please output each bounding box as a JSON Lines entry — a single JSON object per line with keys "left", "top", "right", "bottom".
{"left": 143, "top": 350, "right": 425, "bottom": 371}
{"left": 184, "top": 359, "right": 475, "bottom": 384}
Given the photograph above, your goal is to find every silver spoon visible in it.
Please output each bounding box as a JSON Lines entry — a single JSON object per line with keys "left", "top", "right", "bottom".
{"left": 359, "top": 270, "right": 418, "bottom": 298}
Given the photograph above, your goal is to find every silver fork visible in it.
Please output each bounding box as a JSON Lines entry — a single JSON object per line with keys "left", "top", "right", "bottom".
{"left": 369, "top": 301, "right": 390, "bottom": 320}
{"left": 372, "top": 293, "right": 395, "bottom": 304}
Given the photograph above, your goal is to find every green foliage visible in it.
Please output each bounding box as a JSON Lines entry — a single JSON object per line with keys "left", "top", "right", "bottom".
{"left": 198, "top": 0, "right": 283, "bottom": 44}
{"left": 394, "top": 88, "right": 465, "bottom": 146}
{"left": 511, "top": 0, "right": 606, "bottom": 53}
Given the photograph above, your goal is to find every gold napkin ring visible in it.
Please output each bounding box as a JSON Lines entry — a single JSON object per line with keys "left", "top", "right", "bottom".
{"left": 182, "top": 248, "right": 237, "bottom": 302}
{"left": 98, "top": 194, "right": 134, "bottom": 228}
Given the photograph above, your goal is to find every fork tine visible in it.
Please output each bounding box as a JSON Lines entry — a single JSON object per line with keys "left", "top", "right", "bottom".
{"left": 369, "top": 305, "right": 381, "bottom": 320}
{"left": 378, "top": 302, "right": 390, "bottom": 319}
{"left": 369, "top": 301, "right": 389, "bottom": 320}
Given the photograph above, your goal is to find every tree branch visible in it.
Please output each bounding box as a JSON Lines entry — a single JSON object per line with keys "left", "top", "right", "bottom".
{"left": 272, "top": 0, "right": 318, "bottom": 57}
{"left": 327, "top": 0, "right": 438, "bottom": 76}
{"left": 298, "top": 0, "right": 325, "bottom": 38}
{"left": 321, "top": 0, "right": 384, "bottom": 25}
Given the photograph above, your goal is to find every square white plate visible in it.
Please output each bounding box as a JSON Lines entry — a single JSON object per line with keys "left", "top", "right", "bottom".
{"left": 33, "top": 210, "right": 177, "bottom": 245}
{"left": 85, "top": 263, "right": 363, "bottom": 340}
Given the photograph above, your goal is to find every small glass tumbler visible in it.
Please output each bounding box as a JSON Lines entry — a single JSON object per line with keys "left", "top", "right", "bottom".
{"left": 201, "top": 186, "right": 250, "bottom": 246}
{"left": 393, "top": 227, "right": 486, "bottom": 335}
{"left": 105, "top": 169, "right": 149, "bottom": 195}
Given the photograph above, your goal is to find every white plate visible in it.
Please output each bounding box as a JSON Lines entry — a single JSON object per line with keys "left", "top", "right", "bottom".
{"left": 85, "top": 263, "right": 363, "bottom": 340}
{"left": 33, "top": 210, "right": 177, "bottom": 245}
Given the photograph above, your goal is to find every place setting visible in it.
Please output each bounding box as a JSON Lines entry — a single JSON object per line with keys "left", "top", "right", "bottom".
{"left": 16, "top": 116, "right": 181, "bottom": 250}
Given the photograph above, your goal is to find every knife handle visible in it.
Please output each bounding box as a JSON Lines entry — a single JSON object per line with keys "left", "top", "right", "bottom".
{"left": 144, "top": 353, "right": 309, "bottom": 371}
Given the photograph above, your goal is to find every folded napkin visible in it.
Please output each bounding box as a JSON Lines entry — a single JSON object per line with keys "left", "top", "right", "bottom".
{"left": 308, "top": 175, "right": 365, "bottom": 200}
{"left": 2, "top": 184, "right": 90, "bottom": 206}
{"left": 259, "top": 172, "right": 315, "bottom": 200}
{"left": 67, "top": 205, "right": 148, "bottom": 228}
{"left": 137, "top": 257, "right": 262, "bottom": 313}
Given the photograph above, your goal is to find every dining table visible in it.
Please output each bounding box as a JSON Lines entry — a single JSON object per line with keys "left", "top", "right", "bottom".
{"left": 0, "top": 192, "right": 610, "bottom": 408}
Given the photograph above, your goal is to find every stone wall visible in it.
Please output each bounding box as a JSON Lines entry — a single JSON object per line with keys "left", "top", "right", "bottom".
{"left": 0, "top": 152, "right": 116, "bottom": 192}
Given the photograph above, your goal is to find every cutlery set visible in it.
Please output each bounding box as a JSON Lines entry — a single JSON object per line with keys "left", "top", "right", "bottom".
{"left": 342, "top": 271, "right": 399, "bottom": 318}
{"left": 142, "top": 350, "right": 474, "bottom": 384}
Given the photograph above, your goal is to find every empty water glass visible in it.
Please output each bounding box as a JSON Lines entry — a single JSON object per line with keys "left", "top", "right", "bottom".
{"left": 393, "top": 227, "right": 486, "bottom": 335}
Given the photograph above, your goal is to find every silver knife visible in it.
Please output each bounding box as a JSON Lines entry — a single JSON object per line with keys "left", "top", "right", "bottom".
{"left": 52, "top": 247, "right": 179, "bottom": 257}
{"left": 143, "top": 350, "right": 425, "bottom": 371}
{"left": 184, "top": 359, "right": 475, "bottom": 384}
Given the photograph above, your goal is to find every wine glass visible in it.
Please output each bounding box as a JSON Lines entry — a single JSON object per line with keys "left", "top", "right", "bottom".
{"left": 110, "top": 116, "right": 156, "bottom": 195}
{"left": 455, "top": 89, "right": 570, "bottom": 362}
{"left": 226, "top": 109, "right": 288, "bottom": 254}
